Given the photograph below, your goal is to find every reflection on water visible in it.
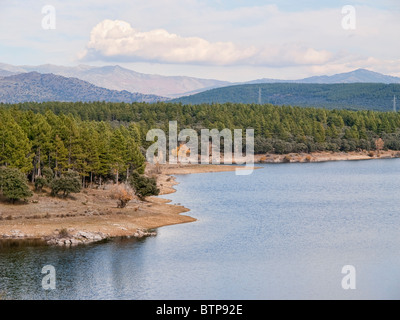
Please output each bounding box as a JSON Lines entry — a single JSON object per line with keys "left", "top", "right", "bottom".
{"left": 1, "top": 159, "right": 400, "bottom": 300}
{"left": 0, "top": 239, "right": 47, "bottom": 250}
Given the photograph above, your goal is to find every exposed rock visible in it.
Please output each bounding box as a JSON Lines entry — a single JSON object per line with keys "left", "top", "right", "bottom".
{"left": 75, "top": 231, "right": 107, "bottom": 242}
{"left": 42, "top": 228, "right": 156, "bottom": 246}
{"left": 133, "top": 229, "right": 157, "bottom": 238}
{"left": 46, "top": 239, "right": 58, "bottom": 246}
{"left": 44, "top": 230, "right": 109, "bottom": 246}
{"left": 1, "top": 230, "right": 28, "bottom": 239}
{"left": 70, "top": 239, "right": 80, "bottom": 246}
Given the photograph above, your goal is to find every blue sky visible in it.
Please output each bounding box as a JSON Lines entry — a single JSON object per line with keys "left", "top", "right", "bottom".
{"left": 0, "top": 0, "right": 399, "bottom": 81}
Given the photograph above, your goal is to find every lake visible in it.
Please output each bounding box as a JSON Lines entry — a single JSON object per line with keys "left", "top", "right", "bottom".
{"left": 1, "top": 159, "right": 400, "bottom": 300}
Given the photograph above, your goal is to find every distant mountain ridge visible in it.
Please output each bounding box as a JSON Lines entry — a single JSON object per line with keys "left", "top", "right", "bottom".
{"left": 0, "top": 72, "right": 166, "bottom": 103}
{"left": 0, "top": 63, "right": 230, "bottom": 98}
{"left": 300, "top": 69, "right": 400, "bottom": 84}
{"left": 245, "top": 69, "right": 400, "bottom": 85}
{"left": 0, "top": 69, "right": 15, "bottom": 77}
{"left": 1, "top": 63, "right": 400, "bottom": 98}
{"left": 1, "top": 62, "right": 400, "bottom": 102}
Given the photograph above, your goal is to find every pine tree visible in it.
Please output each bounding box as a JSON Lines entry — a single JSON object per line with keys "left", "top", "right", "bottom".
{"left": 23, "top": 113, "right": 52, "bottom": 180}
{"left": 0, "top": 112, "right": 33, "bottom": 173}
{"left": 110, "top": 128, "right": 128, "bottom": 184}
{"left": 52, "top": 134, "right": 69, "bottom": 176}
{"left": 81, "top": 123, "right": 101, "bottom": 187}
{"left": 96, "top": 122, "right": 113, "bottom": 186}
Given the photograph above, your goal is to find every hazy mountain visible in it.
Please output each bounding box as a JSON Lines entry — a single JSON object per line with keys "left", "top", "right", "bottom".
{"left": 0, "top": 63, "right": 26, "bottom": 73}
{"left": 2, "top": 63, "right": 231, "bottom": 98}
{"left": 0, "top": 69, "right": 16, "bottom": 77}
{"left": 1, "top": 62, "right": 399, "bottom": 99}
{"left": 247, "top": 69, "right": 400, "bottom": 85}
{"left": 0, "top": 72, "right": 166, "bottom": 103}
{"left": 173, "top": 83, "right": 400, "bottom": 111}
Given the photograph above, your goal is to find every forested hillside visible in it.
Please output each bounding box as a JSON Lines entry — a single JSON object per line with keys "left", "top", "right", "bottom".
{"left": 2, "top": 101, "right": 400, "bottom": 183}
{"left": 173, "top": 83, "right": 400, "bottom": 111}
{"left": 0, "top": 107, "right": 146, "bottom": 187}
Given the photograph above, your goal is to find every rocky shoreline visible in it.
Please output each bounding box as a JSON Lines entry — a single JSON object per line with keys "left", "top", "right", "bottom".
{"left": 1, "top": 228, "right": 157, "bottom": 247}
{"left": 254, "top": 150, "right": 400, "bottom": 164}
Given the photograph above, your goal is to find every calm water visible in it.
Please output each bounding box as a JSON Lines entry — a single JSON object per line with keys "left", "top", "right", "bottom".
{"left": 2, "top": 159, "right": 400, "bottom": 300}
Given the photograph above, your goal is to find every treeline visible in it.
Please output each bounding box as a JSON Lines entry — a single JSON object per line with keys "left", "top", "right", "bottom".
{"left": 0, "top": 108, "right": 145, "bottom": 187}
{"left": 1, "top": 101, "right": 400, "bottom": 180}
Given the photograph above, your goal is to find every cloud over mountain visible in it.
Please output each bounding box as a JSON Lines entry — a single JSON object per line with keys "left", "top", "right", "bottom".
{"left": 80, "top": 19, "right": 333, "bottom": 67}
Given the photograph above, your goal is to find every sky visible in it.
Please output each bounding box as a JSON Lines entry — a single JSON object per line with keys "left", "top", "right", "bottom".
{"left": 0, "top": 0, "right": 399, "bottom": 81}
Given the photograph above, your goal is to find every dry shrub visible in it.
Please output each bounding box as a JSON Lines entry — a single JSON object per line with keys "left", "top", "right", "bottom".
{"left": 283, "top": 155, "right": 292, "bottom": 163}
{"left": 59, "top": 228, "right": 69, "bottom": 238}
{"left": 111, "top": 184, "right": 134, "bottom": 209}
{"left": 375, "top": 138, "right": 384, "bottom": 155}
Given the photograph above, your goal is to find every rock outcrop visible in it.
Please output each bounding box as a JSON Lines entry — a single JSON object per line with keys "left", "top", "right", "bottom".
{"left": 44, "top": 229, "right": 157, "bottom": 246}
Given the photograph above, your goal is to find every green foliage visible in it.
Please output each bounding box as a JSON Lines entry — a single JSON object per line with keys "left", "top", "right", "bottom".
{"left": 1, "top": 100, "right": 400, "bottom": 184}
{"left": 0, "top": 167, "right": 32, "bottom": 203}
{"left": 35, "top": 167, "right": 54, "bottom": 192}
{"left": 0, "top": 110, "right": 33, "bottom": 173}
{"left": 129, "top": 171, "right": 160, "bottom": 201}
{"left": 0, "top": 106, "right": 146, "bottom": 187}
{"left": 50, "top": 171, "right": 82, "bottom": 197}
{"left": 34, "top": 176, "right": 47, "bottom": 192}
{"left": 41, "top": 167, "right": 54, "bottom": 184}
{"left": 173, "top": 83, "right": 400, "bottom": 112}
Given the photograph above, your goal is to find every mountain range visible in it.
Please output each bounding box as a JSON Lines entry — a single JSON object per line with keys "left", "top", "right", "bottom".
{"left": 247, "top": 68, "right": 400, "bottom": 85}
{"left": 0, "top": 72, "right": 165, "bottom": 104}
{"left": 1, "top": 62, "right": 400, "bottom": 105}
{"left": 1, "top": 62, "right": 400, "bottom": 99}
{"left": 0, "top": 63, "right": 229, "bottom": 99}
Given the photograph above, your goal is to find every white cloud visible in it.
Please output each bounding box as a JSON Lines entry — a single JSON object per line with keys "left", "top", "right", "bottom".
{"left": 80, "top": 20, "right": 256, "bottom": 65}
{"left": 80, "top": 19, "right": 334, "bottom": 67}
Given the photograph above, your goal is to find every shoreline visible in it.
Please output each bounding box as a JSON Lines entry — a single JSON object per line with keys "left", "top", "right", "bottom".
{"left": 0, "top": 164, "right": 248, "bottom": 247}
{"left": 254, "top": 150, "right": 400, "bottom": 164}
{"left": 1, "top": 152, "right": 399, "bottom": 247}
